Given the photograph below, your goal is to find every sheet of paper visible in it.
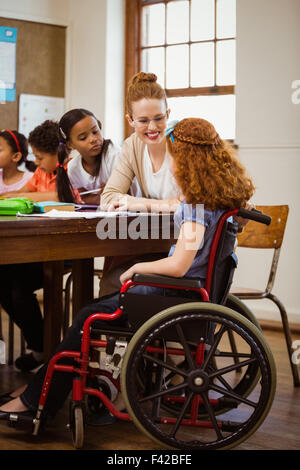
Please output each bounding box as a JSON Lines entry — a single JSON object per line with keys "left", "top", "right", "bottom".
{"left": 17, "top": 209, "right": 149, "bottom": 219}
{"left": 19, "top": 94, "right": 65, "bottom": 138}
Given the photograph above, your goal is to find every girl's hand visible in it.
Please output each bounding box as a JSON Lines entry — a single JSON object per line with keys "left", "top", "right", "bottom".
{"left": 234, "top": 202, "right": 256, "bottom": 231}
{"left": 120, "top": 265, "right": 136, "bottom": 284}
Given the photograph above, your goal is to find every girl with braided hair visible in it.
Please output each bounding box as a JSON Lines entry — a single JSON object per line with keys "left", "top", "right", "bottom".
{"left": 0, "top": 118, "right": 255, "bottom": 429}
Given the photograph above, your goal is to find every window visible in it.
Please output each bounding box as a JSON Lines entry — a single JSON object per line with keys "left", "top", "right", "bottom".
{"left": 125, "top": 0, "right": 236, "bottom": 139}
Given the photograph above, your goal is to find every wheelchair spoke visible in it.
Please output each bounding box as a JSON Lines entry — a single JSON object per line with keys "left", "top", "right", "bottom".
{"left": 201, "top": 325, "right": 226, "bottom": 370}
{"left": 169, "top": 391, "right": 194, "bottom": 438}
{"left": 175, "top": 324, "right": 195, "bottom": 369}
{"left": 210, "top": 384, "right": 258, "bottom": 408}
{"left": 213, "top": 351, "right": 252, "bottom": 358}
{"left": 208, "top": 357, "right": 257, "bottom": 379}
{"left": 200, "top": 391, "right": 223, "bottom": 440}
{"left": 139, "top": 382, "right": 187, "bottom": 404}
{"left": 212, "top": 370, "right": 235, "bottom": 391}
{"left": 142, "top": 353, "right": 189, "bottom": 378}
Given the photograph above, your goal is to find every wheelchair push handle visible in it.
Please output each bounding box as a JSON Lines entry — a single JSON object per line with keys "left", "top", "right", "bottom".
{"left": 237, "top": 208, "right": 271, "bottom": 226}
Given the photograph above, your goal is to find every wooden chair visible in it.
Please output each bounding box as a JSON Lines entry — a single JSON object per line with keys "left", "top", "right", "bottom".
{"left": 231, "top": 205, "right": 300, "bottom": 386}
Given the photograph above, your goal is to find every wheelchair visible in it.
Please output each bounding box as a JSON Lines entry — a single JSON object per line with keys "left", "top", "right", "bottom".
{"left": 31, "top": 208, "right": 276, "bottom": 450}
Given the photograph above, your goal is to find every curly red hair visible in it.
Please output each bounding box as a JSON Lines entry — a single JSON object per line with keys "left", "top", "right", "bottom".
{"left": 167, "top": 118, "right": 255, "bottom": 210}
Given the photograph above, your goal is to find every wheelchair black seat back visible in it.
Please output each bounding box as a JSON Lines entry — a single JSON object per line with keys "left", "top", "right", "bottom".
{"left": 122, "top": 213, "right": 238, "bottom": 332}
{"left": 32, "top": 208, "right": 276, "bottom": 451}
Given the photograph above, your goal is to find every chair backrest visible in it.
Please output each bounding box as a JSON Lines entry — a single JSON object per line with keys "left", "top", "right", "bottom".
{"left": 236, "top": 205, "right": 289, "bottom": 294}
{"left": 237, "top": 205, "right": 289, "bottom": 249}
{"left": 208, "top": 219, "right": 239, "bottom": 304}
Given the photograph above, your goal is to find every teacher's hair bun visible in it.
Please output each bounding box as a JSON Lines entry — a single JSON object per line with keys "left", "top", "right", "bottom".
{"left": 130, "top": 72, "right": 157, "bottom": 86}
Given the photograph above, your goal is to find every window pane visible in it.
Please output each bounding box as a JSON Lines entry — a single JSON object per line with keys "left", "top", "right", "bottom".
{"left": 142, "top": 47, "right": 165, "bottom": 88}
{"left": 142, "top": 4, "right": 165, "bottom": 47}
{"left": 216, "top": 39, "right": 236, "bottom": 85}
{"left": 191, "top": 0, "right": 214, "bottom": 41}
{"left": 166, "top": 45, "right": 189, "bottom": 89}
{"left": 217, "top": 0, "right": 236, "bottom": 38}
{"left": 166, "top": 1, "right": 189, "bottom": 44}
{"left": 168, "top": 95, "right": 236, "bottom": 139}
{"left": 191, "top": 42, "right": 214, "bottom": 87}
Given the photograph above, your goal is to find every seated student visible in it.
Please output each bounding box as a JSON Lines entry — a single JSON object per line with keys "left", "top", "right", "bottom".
{"left": 0, "top": 117, "right": 255, "bottom": 428}
{"left": 58, "top": 108, "right": 120, "bottom": 206}
{"left": 0, "top": 129, "right": 33, "bottom": 195}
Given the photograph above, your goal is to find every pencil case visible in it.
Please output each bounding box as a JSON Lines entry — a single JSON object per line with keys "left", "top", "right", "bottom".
{"left": 0, "top": 197, "right": 34, "bottom": 215}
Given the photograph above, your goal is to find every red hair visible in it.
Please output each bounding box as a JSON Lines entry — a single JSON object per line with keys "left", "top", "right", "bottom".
{"left": 167, "top": 118, "right": 255, "bottom": 210}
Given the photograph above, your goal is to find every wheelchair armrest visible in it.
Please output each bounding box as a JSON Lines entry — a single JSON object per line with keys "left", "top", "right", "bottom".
{"left": 132, "top": 273, "right": 202, "bottom": 289}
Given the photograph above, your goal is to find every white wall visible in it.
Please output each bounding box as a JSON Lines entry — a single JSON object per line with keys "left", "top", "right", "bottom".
{"left": 0, "top": 0, "right": 69, "bottom": 25}
{"left": 67, "top": 0, "right": 124, "bottom": 144}
{"left": 103, "top": 0, "right": 124, "bottom": 146}
{"left": 67, "top": 0, "right": 107, "bottom": 123}
{"left": 235, "top": 0, "right": 300, "bottom": 323}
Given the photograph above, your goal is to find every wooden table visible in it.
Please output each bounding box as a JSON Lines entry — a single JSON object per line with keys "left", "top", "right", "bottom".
{"left": 0, "top": 213, "right": 174, "bottom": 358}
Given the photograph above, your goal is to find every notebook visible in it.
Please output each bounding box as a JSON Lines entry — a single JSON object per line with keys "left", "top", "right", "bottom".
{"left": 33, "top": 201, "right": 76, "bottom": 213}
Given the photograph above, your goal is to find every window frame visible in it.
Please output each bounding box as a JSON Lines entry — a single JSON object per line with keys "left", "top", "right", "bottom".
{"left": 124, "top": 0, "right": 235, "bottom": 138}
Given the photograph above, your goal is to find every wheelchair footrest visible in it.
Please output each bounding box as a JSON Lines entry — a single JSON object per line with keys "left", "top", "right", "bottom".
{"left": 7, "top": 412, "right": 35, "bottom": 431}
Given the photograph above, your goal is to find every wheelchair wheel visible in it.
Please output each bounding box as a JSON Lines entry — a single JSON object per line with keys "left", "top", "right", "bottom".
{"left": 69, "top": 403, "right": 85, "bottom": 449}
{"left": 160, "top": 295, "right": 262, "bottom": 420}
{"left": 121, "top": 302, "right": 276, "bottom": 450}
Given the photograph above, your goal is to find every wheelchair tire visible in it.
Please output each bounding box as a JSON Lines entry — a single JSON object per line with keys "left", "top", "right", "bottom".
{"left": 225, "top": 294, "right": 261, "bottom": 330}
{"left": 69, "top": 403, "right": 85, "bottom": 449}
{"left": 121, "top": 302, "right": 276, "bottom": 451}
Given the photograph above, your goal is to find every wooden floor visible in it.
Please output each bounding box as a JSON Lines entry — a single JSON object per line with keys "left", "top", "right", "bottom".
{"left": 0, "top": 324, "right": 299, "bottom": 451}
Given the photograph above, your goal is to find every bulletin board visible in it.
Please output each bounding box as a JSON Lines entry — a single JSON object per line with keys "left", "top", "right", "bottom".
{"left": 0, "top": 17, "right": 66, "bottom": 130}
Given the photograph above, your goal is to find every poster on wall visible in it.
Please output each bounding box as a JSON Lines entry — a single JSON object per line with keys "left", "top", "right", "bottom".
{"left": 19, "top": 93, "right": 65, "bottom": 137}
{"left": 0, "top": 26, "right": 17, "bottom": 102}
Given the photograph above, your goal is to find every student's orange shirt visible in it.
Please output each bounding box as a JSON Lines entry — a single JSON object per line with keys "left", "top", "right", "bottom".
{"left": 26, "top": 166, "right": 82, "bottom": 203}
{"left": 26, "top": 168, "right": 57, "bottom": 192}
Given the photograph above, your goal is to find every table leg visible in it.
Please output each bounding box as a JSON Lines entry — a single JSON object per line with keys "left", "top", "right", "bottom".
{"left": 72, "top": 258, "right": 94, "bottom": 318}
{"left": 43, "top": 260, "right": 64, "bottom": 359}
